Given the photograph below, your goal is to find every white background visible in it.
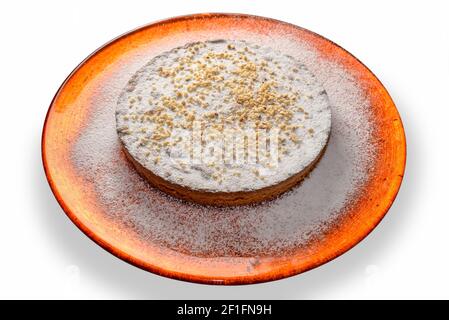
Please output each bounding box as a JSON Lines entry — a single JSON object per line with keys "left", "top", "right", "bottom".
{"left": 0, "top": 0, "right": 448, "bottom": 299}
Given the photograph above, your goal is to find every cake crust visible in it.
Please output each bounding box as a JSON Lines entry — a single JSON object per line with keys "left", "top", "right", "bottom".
{"left": 122, "top": 140, "right": 328, "bottom": 206}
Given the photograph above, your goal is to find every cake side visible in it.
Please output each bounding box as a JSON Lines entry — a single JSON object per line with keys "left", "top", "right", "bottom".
{"left": 121, "top": 141, "right": 328, "bottom": 206}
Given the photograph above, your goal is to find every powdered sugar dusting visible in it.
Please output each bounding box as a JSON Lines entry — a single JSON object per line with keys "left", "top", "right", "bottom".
{"left": 72, "top": 34, "right": 376, "bottom": 257}
{"left": 116, "top": 40, "right": 331, "bottom": 192}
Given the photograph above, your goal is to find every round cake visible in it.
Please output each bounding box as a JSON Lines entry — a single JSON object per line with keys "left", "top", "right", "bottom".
{"left": 115, "top": 40, "right": 331, "bottom": 206}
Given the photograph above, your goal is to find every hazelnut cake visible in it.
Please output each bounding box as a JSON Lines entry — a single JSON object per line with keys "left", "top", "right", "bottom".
{"left": 115, "top": 40, "right": 331, "bottom": 206}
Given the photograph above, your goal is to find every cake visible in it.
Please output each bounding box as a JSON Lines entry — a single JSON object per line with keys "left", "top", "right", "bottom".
{"left": 115, "top": 40, "right": 331, "bottom": 206}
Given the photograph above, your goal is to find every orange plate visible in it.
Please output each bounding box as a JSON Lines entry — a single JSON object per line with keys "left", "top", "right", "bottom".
{"left": 42, "top": 13, "right": 406, "bottom": 285}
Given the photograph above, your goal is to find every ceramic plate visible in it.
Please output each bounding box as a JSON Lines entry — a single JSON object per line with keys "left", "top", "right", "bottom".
{"left": 42, "top": 13, "right": 406, "bottom": 285}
